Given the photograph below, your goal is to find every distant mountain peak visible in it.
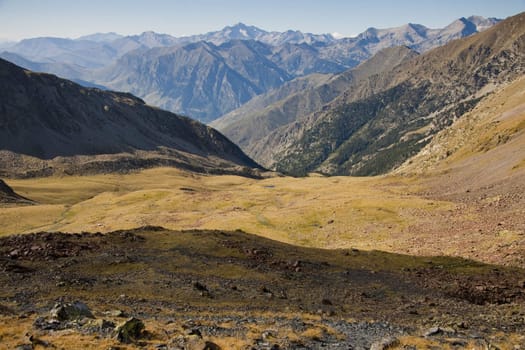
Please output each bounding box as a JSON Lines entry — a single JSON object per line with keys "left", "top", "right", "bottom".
{"left": 229, "top": 22, "right": 264, "bottom": 30}
{"left": 77, "top": 32, "right": 123, "bottom": 42}
{"left": 218, "top": 23, "right": 268, "bottom": 40}
{"left": 466, "top": 15, "right": 501, "bottom": 31}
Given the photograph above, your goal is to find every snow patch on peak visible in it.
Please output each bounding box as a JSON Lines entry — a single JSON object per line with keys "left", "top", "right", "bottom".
{"left": 331, "top": 32, "right": 346, "bottom": 39}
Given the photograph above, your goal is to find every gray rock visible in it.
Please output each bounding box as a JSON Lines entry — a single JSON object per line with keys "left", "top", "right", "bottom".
{"left": 369, "top": 336, "right": 400, "bottom": 350}
{"left": 33, "top": 316, "right": 55, "bottom": 330}
{"left": 50, "top": 301, "right": 94, "bottom": 321}
{"left": 14, "top": 345, "right": 33, "bottom": 350}
{"left": 424, "top": 327, "right": 442, "bottom": 337}
{"left": 185, "top": 328, "right": 202, "bottom": 338}
{"left": 105, "top": 309, "right": 127, "bottom": 318}
{"left": 116, "top": 317, "right": 145, "bottom": 343}
{"left": 203, "top": 341, "right": 221, "bottom": 350}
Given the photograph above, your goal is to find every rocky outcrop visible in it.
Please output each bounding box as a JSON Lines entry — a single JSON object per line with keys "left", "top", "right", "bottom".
{"left": 0, "top": 179, "right": 32, "bottom": 203}
{"left": 50, "top": 301, "right": 95, "bottom": 321}
{"left": 116, "top": 317, "right": 145, "bottom": 343}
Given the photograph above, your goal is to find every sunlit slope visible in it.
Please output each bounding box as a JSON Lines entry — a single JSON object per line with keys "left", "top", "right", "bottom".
{"left": 397, "top": 76, "right": 525, "bottom": 187}
{"left": 1, "top": 169, "right": 449, "bottom": 250}
{"left": 4, "top": 74, "right": 524, "bottom": 268}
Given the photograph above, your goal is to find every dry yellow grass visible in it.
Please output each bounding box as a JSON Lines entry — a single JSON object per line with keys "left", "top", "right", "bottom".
{"left": 397, "top": 76, "right": 525, "bottom": 177}
{"left": 1, "top": 78, "right": 523, "bottom": 265}
{"left": 1, "top": 169, "right": 452, "bottom": 253}
{"left": 0, "top": 315, "right": 133, "bottom": 350}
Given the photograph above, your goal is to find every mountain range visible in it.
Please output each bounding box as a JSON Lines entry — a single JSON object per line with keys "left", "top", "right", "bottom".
{"left": 215, "top": 12, "right": 525, "bottom": 176}
{"left": 1, "top": 17, "right": 500, "bottom": 122}
{"left": 0, "top": 58, "right": 259, "bottom": 178}
{"left": 1, "top": 13, "right": 521, "bottom": 180}
{"left": 211, "top": 45, "right": 419, "bottom": 162}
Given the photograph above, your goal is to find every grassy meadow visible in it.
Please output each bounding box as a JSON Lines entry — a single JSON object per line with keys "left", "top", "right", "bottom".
{"left": 0, "top": 168, "right": 453, "bottom": 252}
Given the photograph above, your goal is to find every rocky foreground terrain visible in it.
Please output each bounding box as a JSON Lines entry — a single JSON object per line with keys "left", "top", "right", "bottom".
{"left": 1, "top": 227, "right": 524, "bottom": 349}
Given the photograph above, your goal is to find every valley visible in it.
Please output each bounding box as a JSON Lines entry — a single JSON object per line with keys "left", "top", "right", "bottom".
{"left": 1, "top": 76, "right": 524, "bottom": 342}
{"left": 0, "top": 7, "right": 524, "bottom": 350}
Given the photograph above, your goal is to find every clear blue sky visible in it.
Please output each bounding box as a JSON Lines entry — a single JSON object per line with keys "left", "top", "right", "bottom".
{"left": 0, "top": 0, "right": 524, "bottom": 41}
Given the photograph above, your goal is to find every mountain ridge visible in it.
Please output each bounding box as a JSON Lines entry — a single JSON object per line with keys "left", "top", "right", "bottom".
{"left": 0, "top": 58, "right": 261, "bottom": 178}
{"left": 212, "top": 46, "right": 420, "bottom": 163}
{"left": 1, "top": 16, "right": 500, "bottom": 121}
{"left": 241, "top": 12, "right": 524, "bottom": 176}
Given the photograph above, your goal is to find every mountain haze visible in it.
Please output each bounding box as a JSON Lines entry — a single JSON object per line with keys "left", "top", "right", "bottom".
{"left": 1, "top": 17, "right": 499, "bottom": 122}
{"left": 97, "top": 40, "right": 292, "bottom": 122}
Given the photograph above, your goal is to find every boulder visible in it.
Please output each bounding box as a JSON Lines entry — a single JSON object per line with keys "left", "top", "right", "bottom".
{"left": 50, "top": 301, "right": 94, "bottom": 321}
{"left": 203, "top": 341, "right": 221, "bottom": 350}
{"left": 423, "top": 326, "right": 443, "bottom": 337}
{"left": 370, "top": 336, "right": 400, "bottom": 350}
{"left": 116, "top": 317, "right": 145, "bottom": 343}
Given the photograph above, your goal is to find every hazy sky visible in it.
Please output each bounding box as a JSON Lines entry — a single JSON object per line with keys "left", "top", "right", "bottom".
{"left": 1, "top": 0, "right": 524, "bottom": 41}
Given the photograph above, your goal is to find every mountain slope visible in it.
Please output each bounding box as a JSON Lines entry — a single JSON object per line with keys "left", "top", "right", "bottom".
{"left": 388, "top": 76, "right": 525, "bottom": 267}
{"left": 0, "top": 58, "right": 260, "bottom": 178}
{"left": 268, "top": 12, "right": 524, "bottom": 176}
{"left": 213, "top": 46, "right": 419, "bottom": 165}
{"left": 210, "top": 73, "right": 334, "bottom": 141}
{"left": 98, "top": 41, "right": 292, "bottom": 122}
{"left": 397, "top": 75, "right": 525, "bottom": 192}
{"left": 0, "top": 179, "right": 32, "bottom": 204}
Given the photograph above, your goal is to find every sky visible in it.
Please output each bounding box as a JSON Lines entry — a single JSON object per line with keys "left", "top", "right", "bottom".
{"left": 0, "top": 0, "right": 524, "bottom": 41}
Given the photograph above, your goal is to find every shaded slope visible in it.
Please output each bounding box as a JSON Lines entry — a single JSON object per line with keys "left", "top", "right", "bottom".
{"left": 0, "top": 179, "right": 32, "bottom": 204}
{"left": 271, "top": 12, "right": 525, "bottom": 176}
{"left": 0, "top": 58, "right": 260, "bottom": 177}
